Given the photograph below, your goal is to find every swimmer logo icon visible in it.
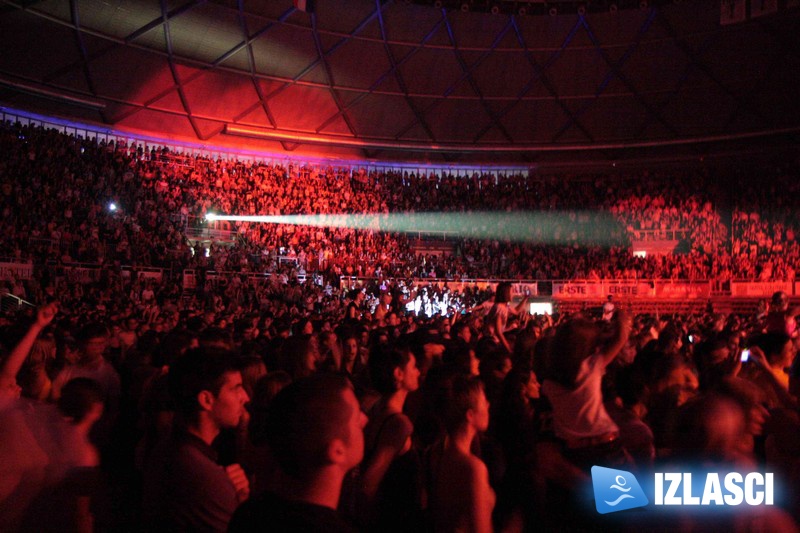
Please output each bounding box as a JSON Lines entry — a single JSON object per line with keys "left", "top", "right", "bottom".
{"left": 592, "top": 466, "right": 649, "bottom": 514}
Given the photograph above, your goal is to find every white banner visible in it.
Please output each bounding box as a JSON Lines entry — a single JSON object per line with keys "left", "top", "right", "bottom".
{"left": 655, "top": 281, "right": 712, "bottom": 299}
{"left": 553, "top": 282, "right": 605, "bottom": 299}
{"left": 553, "top": 282, "right": 656, "bottom": 299}
{"left": 64, "top": 266, "right": 101, "bottom": 283}
{"left": 604, "top": 282, "right": 656, "bottom": 298}
{"left": 122, "top": 268, "right": 164, "bottom": 282}
{"left": 0, "top": 262, "right": 33, "bottom": 280}
{"left": 730, "top": 281, "right": 792, "bottom": 297}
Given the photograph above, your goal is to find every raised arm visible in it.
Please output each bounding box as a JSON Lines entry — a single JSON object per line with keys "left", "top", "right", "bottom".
{"left": 0, "top": 303, "right": 58, "bottom": 397}
{"left": 599, "top": 308, "right": 632, "bottom": 367}
{"left": 512, "top": 295, "right": 529, "bottom": 316}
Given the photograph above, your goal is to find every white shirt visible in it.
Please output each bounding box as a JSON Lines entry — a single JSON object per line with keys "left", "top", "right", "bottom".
{"left": 542, "top": 353, "right": 619, "bottom": 441}
{"left": 602, "top": 301, "right": 615, "bottom": 321}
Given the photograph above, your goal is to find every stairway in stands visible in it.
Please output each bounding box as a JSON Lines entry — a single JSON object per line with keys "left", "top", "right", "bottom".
{"left": 410, "top": 238, "right": 457, "bottom": 257}
{"left": 630, "top": 239, "right": 680, "bottom": 255}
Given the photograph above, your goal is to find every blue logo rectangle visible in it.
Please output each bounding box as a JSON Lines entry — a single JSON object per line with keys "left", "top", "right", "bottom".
{"left": 591, "top": 466, "right": 649, "bottom": 514}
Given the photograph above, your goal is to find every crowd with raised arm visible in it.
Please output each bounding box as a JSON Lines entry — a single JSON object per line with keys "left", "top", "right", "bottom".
{"left": 2, "top": 120, "right": 800, "bottom": 531}
{"left": 0, "top": 281, "right": 799, "bottom": 531}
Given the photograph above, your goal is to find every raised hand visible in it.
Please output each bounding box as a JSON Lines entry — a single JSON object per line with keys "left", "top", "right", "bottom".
{"left": 35, "top": 302, "right": 58, "bottom": 329}
{"left": 225, "top": 463, "right": 250, "bottom": 503}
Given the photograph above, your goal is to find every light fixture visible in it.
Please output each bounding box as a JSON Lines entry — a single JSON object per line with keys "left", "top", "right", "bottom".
{"left": 0, "top": 75, "right": 106, "bottom": 110}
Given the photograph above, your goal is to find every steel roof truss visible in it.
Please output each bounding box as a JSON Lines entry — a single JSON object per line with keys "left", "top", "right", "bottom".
{"left": 632, "top": 34, "right": 715, "bottom": 139}
{"left": 314, "top": 8, "right": 446, "bottom": 139}
{"left": 473, "top": 16, "right": 593, "bottom": 143}
{"left": 654, "top": 12, "right": 761, "bottom": 127}
{"left": 234, "top": 0, "right": 277, "bottom": 129}
{"left": 67, "top": 0, "right": 104, "bottom": 121}
{"left": 160, "top": 0, "right": 202, "bottom": 138}
{"left": 393, "top": 7, "right": 514, "bottom": 141}
{"left": 42, "top": 0, "right": 205, "bottom": 86}
{"left": 111, "top": 6, "right": 294, "bottom": 124}
{"left": 553, "top": 8, "right": 678, "bottom": 142}
{"left": 442, "top": 11, "right": 514, "bottom": 142}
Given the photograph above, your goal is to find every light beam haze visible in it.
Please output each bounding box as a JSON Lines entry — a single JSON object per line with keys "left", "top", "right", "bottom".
{"left": 205, "top": 211, "right": 624, "bottom": 246}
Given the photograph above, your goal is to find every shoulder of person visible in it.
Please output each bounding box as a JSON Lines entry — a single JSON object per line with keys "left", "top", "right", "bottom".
{"left": 229, "top": 491, "right": 279, "bottom": 529}
{"left": 376, "top": 412, "right": 413, "bottom": 444}
{"left": 466, "top": 455, "right": 490, "bottom": 485}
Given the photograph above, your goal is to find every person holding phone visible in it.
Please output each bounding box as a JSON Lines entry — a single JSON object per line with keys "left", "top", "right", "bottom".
{"left": 740, "top": 334, "right": 797, "bottom": 410}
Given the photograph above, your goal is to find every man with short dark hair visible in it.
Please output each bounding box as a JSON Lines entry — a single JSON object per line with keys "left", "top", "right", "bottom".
{"left": 765, "top": 291, "right": 798, "bottom": 337}
{"left": 142, "top": 348, "right": 250, "bottom": 532}
{"left": 50, "top": 323, "right": 120, "bottom": 448}
{"left": 229, "top": 373, "right": 366, "bottom": 532}
{"left": 50, "top": 323, "right": 119, "bottom": 404}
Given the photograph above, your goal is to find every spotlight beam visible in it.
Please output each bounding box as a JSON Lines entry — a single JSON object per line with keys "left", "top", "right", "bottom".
{"left": 206, "top": 211, "right": 624, "bottom": 246}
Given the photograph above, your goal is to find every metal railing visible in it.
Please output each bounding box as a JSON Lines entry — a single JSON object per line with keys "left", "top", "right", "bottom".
{"left": 185, "top": 227, "right": 237, "bottom": 242}
{"left": 629, "top": 228, "right": 690, "bottom": 241}
{"left": 1, "top": 292, "right": 36, "bottom": 313}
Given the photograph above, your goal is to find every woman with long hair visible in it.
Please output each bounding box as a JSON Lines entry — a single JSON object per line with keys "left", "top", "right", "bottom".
{"left": 428, "top": 376, "right": 495, "bottom": 533}
{"left": 483, "top": 282, "right": 528, "bottom": 353}
{"left": 357, "top": 342, "right": 422, "bottom": 531}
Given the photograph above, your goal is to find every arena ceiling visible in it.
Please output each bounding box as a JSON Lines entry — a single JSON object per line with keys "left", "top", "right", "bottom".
{"left": 0, "top": 0, "right": 799, "bottom": 163}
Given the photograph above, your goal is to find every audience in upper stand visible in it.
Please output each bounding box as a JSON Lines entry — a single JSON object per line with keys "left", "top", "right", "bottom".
{"left": 2, "top": 120, "right": 799, "bottom": 286}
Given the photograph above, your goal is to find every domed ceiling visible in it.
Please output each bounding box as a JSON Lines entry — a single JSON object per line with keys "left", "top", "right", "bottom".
{"left": 0, "top": 0, "right": 798, "bottom": 163}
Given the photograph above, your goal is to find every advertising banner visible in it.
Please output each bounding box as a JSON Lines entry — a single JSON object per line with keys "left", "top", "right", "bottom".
{"left": 65, "top": 266, "right": 101, "bottom": 283}
{"left": 553, "top": 282, "right": 655, "bottom": 299}
{"left": 0, "top": 262, "right": 33, "bottom": 280}
{"left": 604, "top": 282, "right": 656, "bottom": 298}
{"left": 122, "top": 268, "right": 164, "bottom": 282}
{"left": 553, "top": 282, "right": 605, "bottom": 299}
{"left": 654, "top": 281, "right": 712, "bottom": 299}
{"left": 730, "top": 282, "right": 792, "bottom": 298}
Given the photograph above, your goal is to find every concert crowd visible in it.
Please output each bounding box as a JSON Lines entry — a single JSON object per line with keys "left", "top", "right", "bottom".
{"left": 1, "top": 121, "right": 799, "bottom": 532}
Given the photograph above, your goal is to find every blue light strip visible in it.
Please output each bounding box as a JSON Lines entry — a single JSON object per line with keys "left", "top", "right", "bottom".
{"left": 0, "top": 105, "right": 531, "bottom": 176}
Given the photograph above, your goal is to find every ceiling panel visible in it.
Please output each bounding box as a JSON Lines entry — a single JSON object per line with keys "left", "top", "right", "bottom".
{"left": 0, "top": 0, "right": 795, "bottom": 161}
